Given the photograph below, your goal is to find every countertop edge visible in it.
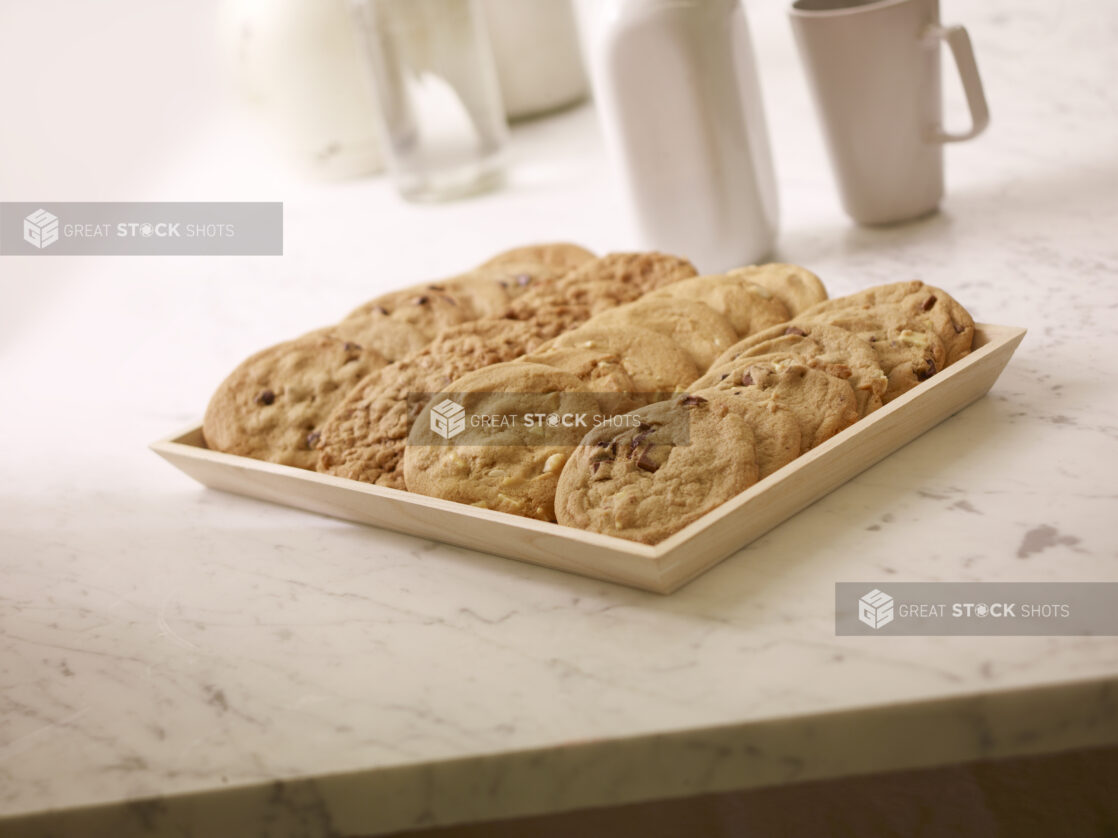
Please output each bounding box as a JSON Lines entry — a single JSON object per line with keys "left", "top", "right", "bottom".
{"left": 4, "top": 671, "right": 1115, "bottom": 838}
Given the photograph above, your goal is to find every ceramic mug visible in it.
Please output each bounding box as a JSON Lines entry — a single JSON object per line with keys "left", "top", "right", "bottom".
{"left": 789, "top": 0, "right": 989, "bottom": 225}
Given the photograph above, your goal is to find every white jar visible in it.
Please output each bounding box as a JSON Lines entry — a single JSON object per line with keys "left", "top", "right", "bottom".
{"left": 590, "top": 0, "right": 779, "bottom": 273}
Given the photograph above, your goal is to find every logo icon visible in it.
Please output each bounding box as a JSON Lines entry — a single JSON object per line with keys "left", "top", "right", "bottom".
{"left": 430, "top": 398, "right": 466, "bottom": 440}
{"left": 858, "top": 588, "right": 895, "bottom": 629}
{"left": 23, "top": 209, "right": 59, "bottom": 249}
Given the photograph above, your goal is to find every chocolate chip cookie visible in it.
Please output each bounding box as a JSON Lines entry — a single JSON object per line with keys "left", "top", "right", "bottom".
{"left": 405, "top": 363, "right": 604, "bottom": 521}
{"left": 696, "top": 322, "right": 888, "bottom": 416}
{"left": 555, "top": 394, "right": 760, "bottom": 544}
{"left": 692, "top": 362, "right": 859, "bottom": 450}
{"left": 358, "top": 282, "right": 477, "bottom": 340}
{"left": 794, "top": 308, "right": 948, "bottom": 403}
{"left": 319, "top": 314, "right": 428, "bottom": 362}
{"left": 203, "top": 333, "right": 389, "bottom": 469}
{"left": 800, "top": 280, "right": 974, "bottom": 365}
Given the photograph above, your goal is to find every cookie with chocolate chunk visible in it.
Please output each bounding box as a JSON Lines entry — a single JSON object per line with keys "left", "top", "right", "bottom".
{"left": 319, "top": 313, "right": 428, "bottom": 362}
{"left": 555, "top": 394, "right": 760, "bottom": 544}
{"left": 794, "top": 307, "right": 947, "bottom": 403}
{"left": 404, "top": 363, "right": 604, "bottom": 521}
{"left": 799, "top": 280, "right": 974, "bottom": 365}
{"left": 203, "top": 333, "right": 389, "bottom": 469}
{"left": 692, "top": 362, "right": 859, "bottom": 450}
{"left": 316, "top": 319, "right": 544, "bottom": 488}
{"left": 696, "top": 322, "right": 888, "bottom": 416}
{"left": 352, "top": 282, "right": 475, "bottom": 340}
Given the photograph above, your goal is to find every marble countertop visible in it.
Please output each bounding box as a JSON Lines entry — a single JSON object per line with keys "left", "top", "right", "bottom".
{"left": 2, "top": 0, "right": 1117, "bottom": 835}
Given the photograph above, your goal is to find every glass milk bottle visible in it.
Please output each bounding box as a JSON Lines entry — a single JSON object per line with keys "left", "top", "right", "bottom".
{"left": 591, "top": 0, "right": 779, "bottom": 272}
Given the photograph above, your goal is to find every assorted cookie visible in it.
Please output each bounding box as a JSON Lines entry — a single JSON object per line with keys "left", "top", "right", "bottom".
{"left": 202, "top": 246, "right": 977, "bottom": 545}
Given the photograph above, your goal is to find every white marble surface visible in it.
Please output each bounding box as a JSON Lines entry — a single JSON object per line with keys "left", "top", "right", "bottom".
{"left": 2, "top": 0, "right": 1118, "bottom": 835}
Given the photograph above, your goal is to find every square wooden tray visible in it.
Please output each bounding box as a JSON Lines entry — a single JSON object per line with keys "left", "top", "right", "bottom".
{"left": 152, "top": 324, "right": 1025, "bottom": 593}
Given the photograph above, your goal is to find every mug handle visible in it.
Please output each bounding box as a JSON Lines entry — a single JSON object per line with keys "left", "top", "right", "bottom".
{"left": 925, "top": 24, "right": 990, "bottom": 143}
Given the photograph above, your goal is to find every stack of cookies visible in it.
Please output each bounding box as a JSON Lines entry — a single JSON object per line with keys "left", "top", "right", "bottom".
{"left": 202, "top": 245, "right": 975, "bottom": 545}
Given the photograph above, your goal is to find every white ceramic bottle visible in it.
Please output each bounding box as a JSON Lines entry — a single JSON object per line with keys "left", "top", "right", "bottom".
{"left": 591, "top": 0, "right": 779, "bottom": 273}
